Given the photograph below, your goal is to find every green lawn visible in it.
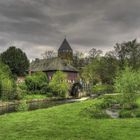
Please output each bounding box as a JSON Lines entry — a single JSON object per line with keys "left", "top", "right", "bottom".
{"left": 0, "top": 98, "right": 140, "bottom": 140}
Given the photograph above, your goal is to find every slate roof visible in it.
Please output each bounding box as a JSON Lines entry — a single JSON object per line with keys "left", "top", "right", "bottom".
{"left": 30, "top": 57, "right": 78, "bottom": 72}
{"left": 58, "top": 38, "right": 72, "bottom": 51}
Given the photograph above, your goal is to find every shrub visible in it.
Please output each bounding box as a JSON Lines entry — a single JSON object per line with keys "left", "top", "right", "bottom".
{"left": 134, "top": 109, "right": 140, "bottom": 117}
{"left": 92, "top": 84, "right": 114, "bottom": 95}
{"left": 16, "top": 100, "right": 29, "bottom": 112}
{"left": 18, "top": 82, "right": 27, "bottom": 91}
{"left": 132, "top": 108, "right": 140, "bottom": 118}
{"left": 104, "top": 95, "right": 120, "bottom": 105}
{"left": 15, "top": 90, "right": 26, "bottom": 100}
{"left": 1, "top": 79, "right": 16, "bottom": 100}
{"left": 119, "top": 110, "right": 134, "bottom": 118}
{"left": 91, "top": 108, "right": 110, "bottom": 119}
{"left": 46, "top": 92, "right": 53, "bottom": 97}
{"left": 121, "top": 102, "right": 139, "bottom": 110}
{"left": 119, "top": 108, "right": 140, "bottom": 118}
{"left": 81, "top": 99, "right": 110, "bottom": 119}
{"left": 40, "top": 83, "right": 50, "bottom": 94}
{"left": 83, "top": 104, "right": 110, "bottom": 119}
{"left": 98, "top": 99, "right": 111, "bottom": 109}
{"left": 0, "top": 62, "right": 16, "bottom": 100}
{"left": 25, "top": 72, "right": 48, "bottom": 93}
{"left": 114, "top": 66, "right": 140, "bottom": 109}
{"left": 49, "top": 71, "right": 70, "bottom": 98}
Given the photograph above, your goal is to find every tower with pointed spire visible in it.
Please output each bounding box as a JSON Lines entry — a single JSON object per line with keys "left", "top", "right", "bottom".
{"left": 58, "top": 38, "right": 73, "bottom": 61}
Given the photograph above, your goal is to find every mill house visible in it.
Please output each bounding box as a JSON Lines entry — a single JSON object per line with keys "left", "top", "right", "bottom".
{"left": 30, "top": 38, "right": 79, "bottom": 83}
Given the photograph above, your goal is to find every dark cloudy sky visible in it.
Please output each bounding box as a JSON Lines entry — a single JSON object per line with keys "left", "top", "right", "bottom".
{"left": 0, "top": 0, "right": 140, "bottom": 59}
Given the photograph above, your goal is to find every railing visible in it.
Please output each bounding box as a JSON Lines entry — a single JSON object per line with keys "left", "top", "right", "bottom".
{"left": 82, "top": 83, "right": 92, "bottom": 94}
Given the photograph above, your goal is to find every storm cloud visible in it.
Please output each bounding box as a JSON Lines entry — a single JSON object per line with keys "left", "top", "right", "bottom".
{"left": 0, "top": 0, "right": 140, "bottom": 59}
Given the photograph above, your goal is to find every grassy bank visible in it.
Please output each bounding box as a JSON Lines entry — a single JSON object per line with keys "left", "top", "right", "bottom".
{"left": 0, "top": 97, "right": 140, "bottom": 140}
{"left": 23, "top": 94, "right": 47, "bottom": 100}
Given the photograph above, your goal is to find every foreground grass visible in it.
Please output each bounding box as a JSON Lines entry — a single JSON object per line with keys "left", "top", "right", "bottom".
{"left": 0, "top": 98, "right": 140, "bottom": 140}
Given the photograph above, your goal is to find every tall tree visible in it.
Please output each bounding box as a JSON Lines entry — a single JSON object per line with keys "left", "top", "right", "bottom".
{"left": 73, "top": 51, "right": 86, "bottom": 70}
{"left": 81, "top": 59, "right": 100, "bottom": 84}
{"left": 81, "top": 55, "right": 119, "bottom": 84}
{"left": 113, "top": 39, "right": 140, "bottom": 70}
{"left": 1, "top": 46, "right": 29, "bottom": 76}
{"left": 125, "top": 39, "right": 140, "bottom": 69}
{"left": 42, "top": 50, "right": 57, "bottom": 59}
{"left": 114, "top": 43, "right": 128, "bottom": 68}
{"left": 89, "top": 48, "right": 102, "bottom": 60}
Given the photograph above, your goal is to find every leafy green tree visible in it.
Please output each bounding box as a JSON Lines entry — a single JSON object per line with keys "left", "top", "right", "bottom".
{"left": 114, "top": 42, "right": 128, "bottom": 69}
{"left": 113, "top": 39, "right": 140, "bottom": 70}
{"left": 0, "top": 61, "right": 16, "bottom": 100}
{"left": 81, "top": 58, "right": 101, "bottom": 84}
{"left": 73, "top": 51, "right": 88, "bottom": 70}
{"left": 125, "top": 39, "right": 140, "bottom": 69}
{"left": 25, "top": 72, "right": 48, "bottom": 92}
{"left": 89, "top": 48, "right": 102, "bottom": 60}
{"left": 98, "top": 56, "right": 119, "bottom": 84}
{"left": 49, "top": 71, "right": 70, "bottom": 98}
{"left": 81, "top": 56, "right": 118, "bottom": 84}
{"left": 1, "top": 46, "right": 29, "bottom": 76}
{"left": 114, "top": 66, "right": 140, "bottom": 108}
